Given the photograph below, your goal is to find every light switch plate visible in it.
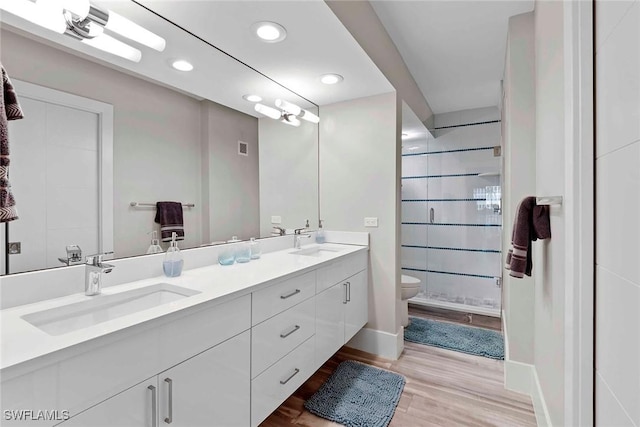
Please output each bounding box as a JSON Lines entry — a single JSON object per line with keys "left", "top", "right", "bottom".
{"left": 364, "top": 217, "right": 378, "bottom": 227}
{"left": 271, "top": 216, "right": 282, "bottom": 224}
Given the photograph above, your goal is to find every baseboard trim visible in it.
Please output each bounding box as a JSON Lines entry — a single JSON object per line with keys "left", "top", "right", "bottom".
{"left": 531, "top": 367, "right": 553, "bottom": 427}
{"left": 345, "top": 326, "right": 404, "bottom": 360}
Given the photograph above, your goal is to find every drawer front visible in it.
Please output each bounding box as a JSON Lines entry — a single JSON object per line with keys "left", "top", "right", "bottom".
{"left": 316, "top": 251, "right": 367, "bottom": 293}
{"left": 252, "top": 297, "right": 315, "bottom": 378}
{"left": 251, "top": 336, "right": 315, "bottom": 427}
{"left": 252, "top": 271, "right": 316, "bottom": 325}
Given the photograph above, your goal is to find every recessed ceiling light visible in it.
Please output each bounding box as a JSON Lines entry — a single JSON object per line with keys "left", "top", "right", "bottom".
{"left": 320, "top": 73, "right": 344, "bottom": 85}
{"left": 172, "top": 60, "right": 193, "bottom": 71}
{"left": 243, "top": 94, "right": 262, "bottom": 103}
{"left": 252, "top": 21, "right": 287, "bottom": 43}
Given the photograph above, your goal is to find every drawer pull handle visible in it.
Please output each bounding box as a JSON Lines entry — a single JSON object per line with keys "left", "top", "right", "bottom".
{"left": 148, "top": 385, "right": 158, "bottom": 427}
{"left": 164, "top": 378, "right": 173, "bottom": 424}
{"left": 280, "top": 289, "right": 301, "bottom": 299}
{"left": 343, "top": 282, "right": 348, "bottom": 304}
{"left": 280, "top": 324, "right": 301, "bottom": 338}
{"left": 280, "top": 368, "right": 300, "bottom": 385}
{"left": 347, "top": 281, "right": 351, "bottom": 302}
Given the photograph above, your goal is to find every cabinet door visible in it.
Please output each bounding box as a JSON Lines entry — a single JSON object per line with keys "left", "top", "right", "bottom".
{"left": 314, "top": 281, "right": 346, "bottom": 369}
{"left": 344, "top": 270, "right": 368, "bottom": 343}
{"left": 56, "top": 378, "right": 158, "bottom": 427}
{"left": 159, "top": 330, "right": 250, "bottom": 427}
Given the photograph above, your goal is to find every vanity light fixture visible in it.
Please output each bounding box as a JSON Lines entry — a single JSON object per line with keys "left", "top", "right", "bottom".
{"left": 2, "top": 0, "right": 165, "bottom": 62}
{"left": 252, "top": 21, "right": 287, "bottom": 43}
{"left": 254, "top": 99, "right": 320, "bottom": 126}
{"left": 275, "top": 99, "right": 320, "bottom": 124}
{"left": 172, "top": 60, "right": 194, "bottom": 71}
{"left": 320, "top": 73, "right": 344, "bottom": 85}
{"left": 243, "top": 94, "right": 262, "bottom": 103}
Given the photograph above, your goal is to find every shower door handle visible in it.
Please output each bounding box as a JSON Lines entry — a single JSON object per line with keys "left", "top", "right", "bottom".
{"left": 429, "top": 208, "right": 435, "bottom": 224}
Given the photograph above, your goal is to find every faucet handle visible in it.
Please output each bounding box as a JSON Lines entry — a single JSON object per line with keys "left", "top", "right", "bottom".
{"left": 86, "top": 252, "right": 114, "bottom": 265}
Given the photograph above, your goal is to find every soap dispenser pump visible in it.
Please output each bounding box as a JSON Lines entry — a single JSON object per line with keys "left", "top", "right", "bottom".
{"left": 146, "top": 230, "right": 164, "bottom": 254}
{"left": 316, "top": 220, "right": 325, "bottom": 244}
{"left": 163, "top": 232, "right": 183, "bottom": 277}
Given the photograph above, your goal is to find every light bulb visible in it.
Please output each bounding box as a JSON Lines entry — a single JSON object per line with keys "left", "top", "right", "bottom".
{"left": 320, "top": 73, "right": 344, "bottom": 85}
{"left": 252, "top": 21, "right": 287, "bottom": 43}
{"left": 83, "top": 34, "right": 142, "bottom": 62}
{"left": 275, "top": 99, "right": 302, "bottom": 116}
{"left": 105, "top": 10, "right": 166, "bottom": 51}
{"left": 300, "top": 110, "right": 320, "bottom": 124}
{"left": 172, "top": 60, "right": 193, "bottom": 71}
{"left": 254, "top": 103, "right": 282, "bottom": 120}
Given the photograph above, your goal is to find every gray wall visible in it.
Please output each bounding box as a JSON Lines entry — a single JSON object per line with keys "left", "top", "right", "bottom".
{"left": 259, "top": 114, "right": 318, "bottom": 235}
{"left": 1, "top": 30, "right": 258, "bottom": 258}
{"left": 320, "top": 92, "right": 401, "bottom": 347}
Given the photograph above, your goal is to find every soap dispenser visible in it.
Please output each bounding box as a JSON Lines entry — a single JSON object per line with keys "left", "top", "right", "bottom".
{"left": 146, "top": 230, "right": 164, "bottom": 254}
{"left": 249, "top": 237, "right": 261, "bottom": 259}
{"left": 163, "top": 232, "right": 183, "bottom": 277}
{"left": 316, "top": 220, "right": 326, "bottom": 244}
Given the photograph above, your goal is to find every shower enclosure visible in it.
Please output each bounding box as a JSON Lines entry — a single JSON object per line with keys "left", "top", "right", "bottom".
{"left": 401, "top": 109, "right": 502, "bottom": 317}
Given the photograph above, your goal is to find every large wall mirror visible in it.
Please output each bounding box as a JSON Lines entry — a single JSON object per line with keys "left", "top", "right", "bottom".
{"left": 0, "top": 0, "right": 319, "bottom": 275}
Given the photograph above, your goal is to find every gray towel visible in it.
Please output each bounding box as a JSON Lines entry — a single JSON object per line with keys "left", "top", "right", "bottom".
{"left": 0, "top": 63, "right": 24, "bottom": 223}
{"left": 505, "top": 196, "right": 551, "bottom": 278}
{"left": 154, "top": 201, "right": 185, "bottom": 242}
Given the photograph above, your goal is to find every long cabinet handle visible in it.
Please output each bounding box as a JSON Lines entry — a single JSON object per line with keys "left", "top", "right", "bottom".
{"left": 164, "top": 378, "right": 173, "bottom": 424}
{"left": 280, "top": 289, "right": 300, "bottom": 299}
{"left": 343, "top": 283, "right": 348, "bottom": 304}
{"left": 347, "top": 281, "right": 351, "bottom": 302}
{"left": 280, "top": 368, "right": 300, "bottom": 385}
{"left": 280, "top": 324, "right": 301, "bottom": 338}
{"left": 148, "top": 385, "right": 157, "bottom": 427}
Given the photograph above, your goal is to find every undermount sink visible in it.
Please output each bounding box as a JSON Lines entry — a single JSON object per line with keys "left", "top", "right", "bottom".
{"left": 22, "top": 283, "right": 200, "bottom": 336}
{"left": 291, "top": 246, "right": 342, "bottom": 257}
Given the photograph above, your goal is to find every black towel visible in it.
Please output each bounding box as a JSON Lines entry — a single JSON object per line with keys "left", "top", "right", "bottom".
{"left": 1, "top": 63, "right": 24, "bottom": 223}
{"left": 505, "top": 196, "right": 551, "bottom": 278}
{"left": 154, "top": 201, "right": 184, "bottom": 242}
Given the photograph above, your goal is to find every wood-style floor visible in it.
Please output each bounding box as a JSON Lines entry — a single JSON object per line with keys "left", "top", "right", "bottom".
{"left": 261, "top": 308, "right": 536, "bottom": 427}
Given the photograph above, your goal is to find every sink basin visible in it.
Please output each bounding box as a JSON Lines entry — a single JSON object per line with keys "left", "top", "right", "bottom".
{"left": 291, "top": 246, "right": 342, "bottom": 257}
{"left": 22, "top": 283, "right": 200, "bottom": 336}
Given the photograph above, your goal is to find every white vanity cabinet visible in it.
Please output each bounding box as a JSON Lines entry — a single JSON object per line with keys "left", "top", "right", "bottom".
{"left": 56, "top": 331, "right": 250, "bottom": 427}
{"left": 315, "top": 257, "right": 368, "bottom": 368}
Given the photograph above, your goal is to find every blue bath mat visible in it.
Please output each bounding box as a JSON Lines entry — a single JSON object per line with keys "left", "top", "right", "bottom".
{"left": 405, "top": 317, "right": 504, "bottom": 359}
{"left": 304, "top": 360, "right": 405, "bottom": 427}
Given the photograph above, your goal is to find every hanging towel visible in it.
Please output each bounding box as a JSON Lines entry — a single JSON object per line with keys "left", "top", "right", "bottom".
{"left": 505, "top": 196, "right": 551, "bottom": 278}
{"left": 0, "top": 63, "right": 24, "bottom": 223}
{"left": 154, "top": 201, "right": 185, "bottom": 242}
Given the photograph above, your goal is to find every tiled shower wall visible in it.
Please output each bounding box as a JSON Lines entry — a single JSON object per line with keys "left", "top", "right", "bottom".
{"left": 401, "top": 107, "right": 503, "bottom": 316}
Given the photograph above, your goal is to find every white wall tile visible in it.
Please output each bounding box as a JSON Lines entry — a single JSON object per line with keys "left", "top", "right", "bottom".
{"left": 596, "top": 142, "right": 640, "bottom": 285}
{"left": 423, "top": 272, "right": 501, "bottom": 309}
{"left": 427, "top": 150, "right": 500, "bottom": 176}
{"left": 427, "top": 225, "right": 501, "bottom": 251}
{"left": 595, "top": 0, "right": 637, "bottom": 53}
{"left": 401, "top": 224, "right": 427, "bottom": 247}
{"left": 427, "top": 201, "right": 502, "bottom": 226}
{"left": 596, "top": 266, "right": 640, "bottom": 425}
{"left": 595, "top": 2, "right": 640, "bottom": 158}
{"left": 401, "top": 246, "right": 427, "bottom": 270}
{"left": 426, "top": 249, "right": 502, "bottom": 278}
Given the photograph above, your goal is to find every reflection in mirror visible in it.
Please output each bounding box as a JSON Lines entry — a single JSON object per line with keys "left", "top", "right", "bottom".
{"left": 0, "top": 1, "right": 319, "bottom": 275}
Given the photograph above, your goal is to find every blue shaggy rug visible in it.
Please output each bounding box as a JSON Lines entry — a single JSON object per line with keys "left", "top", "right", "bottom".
{"left": 304, "top": 360, "right": 405, "bottom": 427}
{"left": 404, "top": 316, "right": 504, "bottom": 360}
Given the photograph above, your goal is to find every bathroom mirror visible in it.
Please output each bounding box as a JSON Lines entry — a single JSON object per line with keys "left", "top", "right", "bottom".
{"left": 0, "top": 0, "right": 319, "bottom": 275}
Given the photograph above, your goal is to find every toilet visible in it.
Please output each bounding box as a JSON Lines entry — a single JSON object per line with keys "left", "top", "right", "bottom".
{"left": 400, "top": 274, "right": 421, "bottom": 327}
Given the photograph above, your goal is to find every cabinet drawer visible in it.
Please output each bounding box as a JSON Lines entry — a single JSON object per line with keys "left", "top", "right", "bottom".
{"left": 316, "top": 251, "right": 367, "bottom": 293}
{"left": 251, "top": 336, "right": 315, "bottom": 427}
{"left": 252, "top": 271, "right": 316, "bottom": 325}
{"left": 252, "top": 297, "right": 315, "bottom": 378}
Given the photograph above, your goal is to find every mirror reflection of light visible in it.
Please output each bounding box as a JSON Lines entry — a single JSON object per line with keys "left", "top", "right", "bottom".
{"left": 172, "top": 60, "right": 194, "bottom": 71}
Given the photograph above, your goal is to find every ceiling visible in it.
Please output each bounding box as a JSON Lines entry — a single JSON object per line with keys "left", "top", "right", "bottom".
{"left": 371, "top": 0, "right": 534, "bottom": 114}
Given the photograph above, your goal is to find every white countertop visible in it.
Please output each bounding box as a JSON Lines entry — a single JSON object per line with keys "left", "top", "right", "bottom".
{"left": 0, "top": 243, "right": 367, "bottom": 374}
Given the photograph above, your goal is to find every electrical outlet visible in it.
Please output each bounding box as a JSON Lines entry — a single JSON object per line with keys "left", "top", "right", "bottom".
{"left": 364, "top": 217, "right": 378, "bottom": 227}
{"left": 271, "top": 216, "right": 282, "bottom": 224}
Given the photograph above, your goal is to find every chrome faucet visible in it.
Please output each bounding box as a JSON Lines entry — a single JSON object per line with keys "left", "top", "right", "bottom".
{"left": 85, "top": 253, "right": 115, "bottom": 296}
{"left": 272, "top": 226, "right": 286, "bottom": 236}
{"left": 293, "top": 228, "right": 311, "bottom": 249}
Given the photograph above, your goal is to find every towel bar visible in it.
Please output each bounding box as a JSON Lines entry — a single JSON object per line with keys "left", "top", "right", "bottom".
{"left": 536, "top": 196, "right": 563, "bottom": 206}
{"left": 130, "top": 202, "right": 195, "bottom": 208}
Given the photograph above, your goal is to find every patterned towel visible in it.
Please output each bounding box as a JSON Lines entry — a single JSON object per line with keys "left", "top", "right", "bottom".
{"left": 505, "top": 196, "right": 551, "bottom": 277}
{"left": 1, "top": 63, "right": 24, "bottom": 223}
{"left": 154, "top": 201, "right": 185, "bottom": 242}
